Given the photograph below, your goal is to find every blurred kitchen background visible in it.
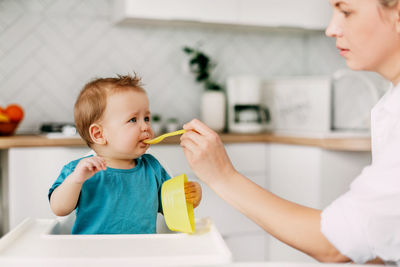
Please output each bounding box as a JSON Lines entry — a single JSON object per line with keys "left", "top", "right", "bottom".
{"left": 1, "top": 0, "right": 389, "bottom": 134}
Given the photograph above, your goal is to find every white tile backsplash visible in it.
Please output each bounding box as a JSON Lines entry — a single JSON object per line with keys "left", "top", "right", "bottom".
{"left": 0, "top": 0, "right": 345, "bottom": 133}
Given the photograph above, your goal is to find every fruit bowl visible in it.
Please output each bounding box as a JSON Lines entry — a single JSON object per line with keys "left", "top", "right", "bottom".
{"left": 0, "top": 104, "right": 24, "bottom": 136}
{"left": 0, "top": 121, "right": 20, "bottom": 136}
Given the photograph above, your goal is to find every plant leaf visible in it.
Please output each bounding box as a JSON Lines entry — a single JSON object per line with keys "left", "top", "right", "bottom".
{"left": 183, "top": 47, "right": 194, "bottom": 54}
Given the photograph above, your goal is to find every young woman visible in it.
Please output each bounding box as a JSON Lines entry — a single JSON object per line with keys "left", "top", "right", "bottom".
{"left": 180, "top": 0, "right": 400, "bottom": 264}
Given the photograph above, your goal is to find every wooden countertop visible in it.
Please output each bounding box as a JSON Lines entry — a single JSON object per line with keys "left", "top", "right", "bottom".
{"left": 0, "top": 132, "right": 371, "bottom": 151}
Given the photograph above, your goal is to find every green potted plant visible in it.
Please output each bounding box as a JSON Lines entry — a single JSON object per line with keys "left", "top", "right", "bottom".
{"left": 151, "top": 114, "right": 163, "bottom": 135}
{"left": 183, "top": 46, "right": 226, "bottom": 132}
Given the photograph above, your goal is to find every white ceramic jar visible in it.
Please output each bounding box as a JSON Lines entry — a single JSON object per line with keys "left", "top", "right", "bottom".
{"left": 201, "top": 91, "right": 226, "bottom": 132}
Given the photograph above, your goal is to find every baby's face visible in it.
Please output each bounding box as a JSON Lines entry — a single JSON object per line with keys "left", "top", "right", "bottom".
{"left": 99, "top": 90, "right": 154, "bottom": 159}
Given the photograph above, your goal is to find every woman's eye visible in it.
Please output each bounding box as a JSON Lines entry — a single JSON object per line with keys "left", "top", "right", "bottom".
{"left": 145, "top": 116, "right": 150, "bottom": 122}
{"left": 129, "top": 117, "right": 137, "bottom": 123}
{"left": 341, "top": 10, "right": 351, "bottom": 17}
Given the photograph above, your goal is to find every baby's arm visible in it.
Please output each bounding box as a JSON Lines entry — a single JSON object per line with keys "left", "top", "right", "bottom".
{"left": 50, "top": 156, "right": 106, "bottom": 216}
{"left": 184, "top": 181, "right": 202, "bottom": 208}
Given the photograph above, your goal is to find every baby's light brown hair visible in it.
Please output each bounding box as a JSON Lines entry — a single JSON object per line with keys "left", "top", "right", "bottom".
{"left": 74, "top": 73, "right": 145, "bottom": 147}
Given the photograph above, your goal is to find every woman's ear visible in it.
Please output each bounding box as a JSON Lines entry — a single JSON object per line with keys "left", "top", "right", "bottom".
{"left": 89, "top": 123, "right": 106, "bottom": 145}
{"left": 395, "top": 2, "right": 400, "bottom": 33}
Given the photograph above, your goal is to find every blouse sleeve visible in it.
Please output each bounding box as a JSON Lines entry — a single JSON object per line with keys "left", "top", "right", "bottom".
{"left": 321, "top": 146, "right": 400, "bottom": 263}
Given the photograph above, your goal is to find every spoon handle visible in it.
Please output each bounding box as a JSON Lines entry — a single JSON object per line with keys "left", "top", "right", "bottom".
{"left": 162, "top": 129, "right": 186, "bottom": 138}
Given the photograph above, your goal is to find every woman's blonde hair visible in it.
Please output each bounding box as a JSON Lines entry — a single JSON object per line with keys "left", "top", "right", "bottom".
{"left": 74, "top": 73, "right": 145, "bottom": 147}
{"left": 380, "top": 0, "right": 398, "bottom": 7}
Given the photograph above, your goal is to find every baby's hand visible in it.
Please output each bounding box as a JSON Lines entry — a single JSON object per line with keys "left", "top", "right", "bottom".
{"left": 184, "top": 181, "right": 202, "bottom": 208}
{"left": 72, "top": 156, "right": 106, "bottom": 184}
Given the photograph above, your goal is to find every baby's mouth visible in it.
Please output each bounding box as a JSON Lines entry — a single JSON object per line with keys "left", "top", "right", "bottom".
{"left": 140, "top": 137, "right": 152, "bottom": 145}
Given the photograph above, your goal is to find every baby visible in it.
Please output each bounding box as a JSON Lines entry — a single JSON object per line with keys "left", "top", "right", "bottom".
{"left": 48, "top": 74, "right": 202, "bottom": 234}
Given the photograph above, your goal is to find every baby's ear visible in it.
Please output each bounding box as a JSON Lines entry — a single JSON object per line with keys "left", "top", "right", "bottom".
{"left": 89, "top": 123, "right": 106, "bottom": 145}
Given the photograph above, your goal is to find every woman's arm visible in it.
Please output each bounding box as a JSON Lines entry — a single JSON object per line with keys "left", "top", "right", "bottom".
{"left": 180, "top": 119, "right": 349, "bottom": 262}
{"left": 212, "top": 171, "right": 348, "bottom": 262}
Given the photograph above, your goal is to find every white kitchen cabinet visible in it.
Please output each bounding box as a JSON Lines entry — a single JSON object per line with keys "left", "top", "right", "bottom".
{"left": 267, "top": 143, "right": 372, "bottom": 262}
{"left": 196, "top": 175, "right": 271, "bottom": 262}
{"left": 224, "top": 231, "right": 268, "bottom": 262}
{"left": 114, "top": 0, "right": 239, "bottom": 25}
{"left": 149, "top": 143, "right": 269, "bottom": 179}
{"left": 1, "top": 143, "right": 270, "bottom": 261}
{"left": 237, "top": 0, "right": 331, "bottom": 30}
{"left": 1, "top": 147, "right": 90, "bottom": 232}
{"left": 114, "top": 0, "right": 332, "bottom": 30}
{"left": 0, "top": 142, "right": 372, "bottom": 262}
{"left": 150, "top": 144, "right": 269, "bottom": 223}
{"left": 150, "top": 143, "right": 270, "bottom": 261}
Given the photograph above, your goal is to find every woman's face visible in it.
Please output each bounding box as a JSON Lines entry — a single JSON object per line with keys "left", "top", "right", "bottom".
{"left": 326, "top": 0, "right": 400, "bottom": 73}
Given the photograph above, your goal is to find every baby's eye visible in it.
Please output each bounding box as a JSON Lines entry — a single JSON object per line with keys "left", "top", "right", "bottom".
{"left": 129, "top": 117, "right": 137, "bottom": 123}
{"left": 144, "top": 116, "right": 150, "bottom": 122}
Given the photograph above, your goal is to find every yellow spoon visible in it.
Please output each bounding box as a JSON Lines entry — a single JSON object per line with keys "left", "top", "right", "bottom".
{"left": 144, "top": 129, "right": 187, "bottom": 145}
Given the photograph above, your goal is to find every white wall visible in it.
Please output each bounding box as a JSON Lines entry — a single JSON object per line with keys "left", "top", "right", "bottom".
{"left": 0, "top": 0, "right": 346, "bottom": 133}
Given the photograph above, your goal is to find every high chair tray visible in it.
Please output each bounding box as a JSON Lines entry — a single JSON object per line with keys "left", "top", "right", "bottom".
{"left": 0, "top": 217, "right": 232, "bottom": 266}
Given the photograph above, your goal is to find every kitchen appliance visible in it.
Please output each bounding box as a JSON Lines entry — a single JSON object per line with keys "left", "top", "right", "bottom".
{"left": 331, "top": 69, "right": 389, "bottom": 131}
{"left": 262, "top": 76, "right": 332, "bottom": 133}
{"left": 227, "top": 75, "right": 267, "bottom": 133}
{"left": 262, "top": 72, "right": 389, "bottom": 134}
{"left": 40, "top": 122, "right": 77, "bottom": 136}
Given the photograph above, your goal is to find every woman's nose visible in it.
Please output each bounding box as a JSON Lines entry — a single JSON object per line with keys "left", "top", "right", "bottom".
{"left": 325, "top": 15, "right": 343, "bottom": 38}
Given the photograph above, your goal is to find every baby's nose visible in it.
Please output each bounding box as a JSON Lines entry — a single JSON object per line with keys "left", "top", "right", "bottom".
{"left": 140, "top": 122, "right": 151, "bottom": 132}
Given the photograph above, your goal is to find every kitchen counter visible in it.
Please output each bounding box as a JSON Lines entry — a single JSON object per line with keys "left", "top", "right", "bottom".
{"left": 0, "top": 132, "right": 371, "bottom": 151}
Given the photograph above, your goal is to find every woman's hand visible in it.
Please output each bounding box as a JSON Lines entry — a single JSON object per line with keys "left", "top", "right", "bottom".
{"left": 180, "top": 119, "right": 236, "bottom": 186}
{"left": 184, "top": 181, "right": 202, "bottom": 208}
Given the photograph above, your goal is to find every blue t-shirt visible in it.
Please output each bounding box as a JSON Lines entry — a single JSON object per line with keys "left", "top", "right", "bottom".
{"left": 48, "top": 154, "right": 170, "bottom": 234}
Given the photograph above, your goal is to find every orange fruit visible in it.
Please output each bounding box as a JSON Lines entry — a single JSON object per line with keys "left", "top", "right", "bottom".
{"left": 0, "top": 113, "right": 9, "bottom": 122}
{"left": 5, "top": 104, "right": 24, "bottom": 122}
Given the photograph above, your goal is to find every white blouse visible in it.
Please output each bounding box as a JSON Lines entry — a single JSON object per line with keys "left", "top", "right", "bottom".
{"left": 321, "top": 82, "right": 400, "bottom": 264}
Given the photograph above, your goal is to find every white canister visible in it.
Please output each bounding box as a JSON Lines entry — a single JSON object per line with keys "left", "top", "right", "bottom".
{"left": 201, "top": 91, "right": 226, "bottom": 132}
